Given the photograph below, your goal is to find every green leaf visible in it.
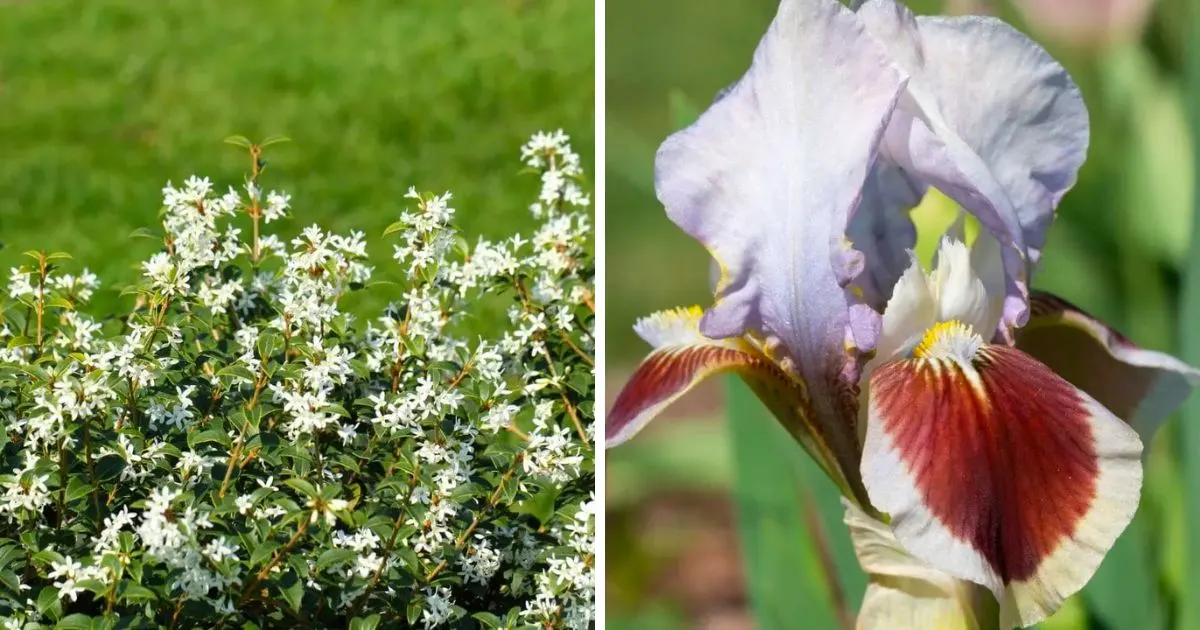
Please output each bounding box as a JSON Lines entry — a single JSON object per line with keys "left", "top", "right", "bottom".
{"left": 0, "top": 544, "right": 25, "bottom": 571}
{"left": 250, "top": 540, "right": 280, "bottom": 567}
{"left": 726, "top": 377, "right": 839, "bottom": 629}
{"left": 322, "top": 403, "right": 350, "bottom": 418}
{"left": 54, "top": 614, "right": 94, "bottom": 630}
{"left": 383, "top": 221, "right": 407, "bottom": 237}
{"left": 6, "top": 336, "right": 38, "bottom": 352}
{"left": 278, "top": 570, "right": 304, "bottom": 611}
{"left": 283, "top": 477, "right": 318, "bottom": 499}
{"left": 256, "top": 332, "right": 284, "bottom": 361}
{"left": 512, "top": 484, "right": 559, "bottom": 525}
{"left": 471, "top": 612, "right": 503, "bottom": 628}
{"left": 31, "top": 550, "right": 66, "bottom": 567}
{"left": 64, "top": 477, "right": 92, "bottom": 503}
{"left": 36, "top": 585, "right": 63, "bottom": 621}
{"left": 216, "top": 364, "right": 257, "bottom": 382}
{"left": 117, "top": 581, "right": 157, "bottom": 604}
{"left": 128, "top": 227, "right": 159, "bottom": 241}
{"left": 407, "top": 599, "right": 422, "bottom": 626}
{"left": 791, "top": 434, "right": 866, "bottom": 613}
{"left": 314, "top": 548, "right": 355, "bottom": 573}
{"left": 394, "top": 547, "right": 421, "bottom": 577}
{"left": 1083, "top": 514, "right": 1164, "bottom": 629}
{"left": 1181, "top": 7, "right": 1200, "bottom": 628}
{"left": 223, "top": 135, "right": 253, "bottom": 149}
{"left": 260, "top": 135, "right": 292, "bottom": 148}
{"left": 188, "top": 428, "right": 231, "bottom": 450}
{"left": 348, "top": 615, "right": 381, "bottom": 630}
{"left": 0, "top": 569, "right": 22, "bottom": 595}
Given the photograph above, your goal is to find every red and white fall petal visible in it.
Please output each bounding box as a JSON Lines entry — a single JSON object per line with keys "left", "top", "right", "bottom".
{"left": 605, "top": 307, "right": 787, "bottom": 446}
{"left": 862, "top": 344, "right": 1143, "bottom": 628}
{"left": 608, "top": 306, "right": 862, "bottom": 497}
{"left": 1017, "top": 291, "right": 1200, "bottom": 442}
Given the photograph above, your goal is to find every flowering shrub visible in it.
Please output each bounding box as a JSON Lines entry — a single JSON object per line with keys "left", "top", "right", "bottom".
{"left": 0, "top": 131, "right": 595, "bottom": 629}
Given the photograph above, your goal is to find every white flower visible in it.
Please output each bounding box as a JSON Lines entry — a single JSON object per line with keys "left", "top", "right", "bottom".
{"left": 263, "top": 191, "right": 291, "bottom": 222}
{"left": 307, "top": 492, "right": 350, "bottom": 527}
{"left": 421, "top": 586, "right": 455, "bottom": 628}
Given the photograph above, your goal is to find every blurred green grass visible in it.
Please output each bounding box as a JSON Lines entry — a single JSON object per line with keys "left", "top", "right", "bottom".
{"left": 606, "top": 0, "right": 1198, "bottom": 628}
{"left": 0, "top": 0, "right": 594, "bottom": 304}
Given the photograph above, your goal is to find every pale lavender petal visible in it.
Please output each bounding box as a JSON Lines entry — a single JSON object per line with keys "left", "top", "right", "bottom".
{"left": 654, "top": 0, "right": 907, "bottom": 480}
{"left": 655, "top": 0, "right": 906, "bottom": 369}
{"left": 846, "top": 162, "right": 926, "bottom": 310}
{"left": 856, "top": 0, "right": 1089, "bottom": 332}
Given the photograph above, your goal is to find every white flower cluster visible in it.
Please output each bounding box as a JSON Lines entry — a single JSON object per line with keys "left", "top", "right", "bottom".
{"left": 520, "top": 496, "right": 596, "bottom": 629}
{"left": 0, "top": 131, "right": 594, "bottom": 628}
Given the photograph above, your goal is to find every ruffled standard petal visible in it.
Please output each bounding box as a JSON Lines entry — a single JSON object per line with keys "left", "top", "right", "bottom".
{"left": 655, "top": 0, "right": 907, "bottom": 377}
{"left": 1018, "top": 291, "right": 1200, "bottom": 441}
{"left": 844, "top": 500, "right": 998, "bottom": 630}
{"left": 855, "top": 0, "right": 1089, "bottom": 333}
{"left": 653, "top": 0, "right": 908, "bottom": 487}
{"left": 863, "top": 344, "right": 1142, "bottom": 627}
{"left": 847, "top": 162, "right": 927, "bottom": 311}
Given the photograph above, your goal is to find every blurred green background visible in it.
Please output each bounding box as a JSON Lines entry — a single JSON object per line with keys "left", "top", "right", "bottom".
{"left": 606, "top": 0, "right": 1200, "bottom": 628}
{"left": 0, "top": 0, "right": 594, "bottom": 308}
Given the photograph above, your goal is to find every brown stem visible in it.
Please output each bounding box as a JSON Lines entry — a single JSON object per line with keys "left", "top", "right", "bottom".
{"left": 104, "top": 574, "right": 117, "bottom": 614}
{"left": 219, "top": 363, "right": 268, "bottom": 498}
{"left": 239, "top": 516, "right": 310, "bottom": 605}
{"left": 447, "top": 360, "right": 473, "bottom": 389}
{"left": 82, "top": 419, "right": 100, "bottom": 517}
{"left": 218, "top": 421, "right": 251, "bottom": 498}
{"left": 533, "top": 342, "right": 590, "bottom": 448}
{"left": 346, "top": 480, "right": 418, "bottom": 616}
{"left": 559, "top": 393, "right": 589, "bottom": 446}
{"left": 505, "top": 424, "right": 531, "bottom": 441}
{"left": 558, "top": 331, "right": 593, "bottom": 367}
{"left": 34, "top": 253, "right": 46, "bottom": 355}
{"left": 249, "top": 145, "right": 263, "bottom": 264}
{"left": 55, "top": 438, "right": 67, "bottom": 529}
{"left": 425, "top": 453, "right": 523, "bottom": 582}
{"left": 168, "top": 595, "right": 184, "bottom": 629}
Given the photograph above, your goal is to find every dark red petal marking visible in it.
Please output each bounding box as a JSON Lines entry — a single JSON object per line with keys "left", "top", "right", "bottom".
{"left": 606, "top": 345, "right": 755, "bottom": 445}
{"left": 1020, "top": 290, "right": 1200, "bottom": 430}
{"left": 871, "top": 346, "right": 1098, "bottom": 582}
{"left": 1022, "top": 292, "right": 1143, "bottom": 420}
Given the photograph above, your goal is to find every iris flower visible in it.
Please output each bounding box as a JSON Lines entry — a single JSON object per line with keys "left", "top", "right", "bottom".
{"left": 605, "top": 0, "right": 1200, "bottom": 627}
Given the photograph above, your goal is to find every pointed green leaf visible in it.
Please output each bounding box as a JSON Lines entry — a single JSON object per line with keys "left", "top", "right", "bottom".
{"left": 727, "top": 377, "right": 840, "bottom": 629}
{"left": 1179, "top": 4, "right": 1200, "bottom": 627}
{"left": 260, "top": 135, "right": 292, "bottom": 148}
{"left": 383, "top": 221, "right": 408, "bottom": 237}
{"left": 223, "top": 135, "right": 253, "bottom": 149}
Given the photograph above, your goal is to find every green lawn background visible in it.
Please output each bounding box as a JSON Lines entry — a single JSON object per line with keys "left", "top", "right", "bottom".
{"left": 0, "top": 0, "right": 594, "bottom": 304}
